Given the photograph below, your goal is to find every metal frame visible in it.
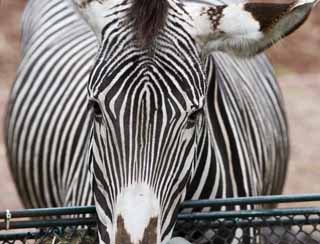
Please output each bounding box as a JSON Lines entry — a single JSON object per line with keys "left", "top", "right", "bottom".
{"left": 1, "top": 194, "right": 320, "bottom": 242}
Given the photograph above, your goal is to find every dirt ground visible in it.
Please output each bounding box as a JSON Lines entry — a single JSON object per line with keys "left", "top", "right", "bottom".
{"left": 0, "top": 1, "right": 320, "bottom": 210}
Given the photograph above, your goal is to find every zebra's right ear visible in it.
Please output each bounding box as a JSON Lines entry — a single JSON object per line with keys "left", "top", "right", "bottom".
{"left": 72, "top": 0, "right": 109, "bottom": 42}
{"left": 185, "top": 0, "right": 318, "bottom": 57}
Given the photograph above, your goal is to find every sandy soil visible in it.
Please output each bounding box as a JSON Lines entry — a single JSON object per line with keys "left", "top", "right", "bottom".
{"left": 0, "top": 1, "right": 25, "bottom": 209}
{"left": 0, "top": 1, "right": 320, "bottom": 211}
{"left": 281, "top": 74, "right": 320, "bottom": 195}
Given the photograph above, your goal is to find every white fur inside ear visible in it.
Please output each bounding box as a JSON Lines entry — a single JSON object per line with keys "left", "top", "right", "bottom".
{"left": 201, "top": 4, "right": 266, "bottom": 56}
{"left": 218, "top": 4, "right": 262, "bottom": 39}
{"left": 73, "top": 0, "right": 122, "bottom": 42}
{"left": 185, "top": 3, "right": 214, "bottom": 43}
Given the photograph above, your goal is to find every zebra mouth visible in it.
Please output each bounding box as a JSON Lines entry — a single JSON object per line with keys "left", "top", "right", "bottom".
{"left": 115, "top": 215, "right": 158, "bottom": 244}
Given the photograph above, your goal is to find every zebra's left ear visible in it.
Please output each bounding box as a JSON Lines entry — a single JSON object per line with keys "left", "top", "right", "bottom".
{"left": 185, "top": 0, "right": 318, "bottom": 57}
{"left": 72, "top": 0, "right": 110, "bottom": 41}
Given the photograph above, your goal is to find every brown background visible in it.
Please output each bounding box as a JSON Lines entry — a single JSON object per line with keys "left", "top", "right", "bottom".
{"left": 0, "top": 1, "right": 320, "bottom": 210}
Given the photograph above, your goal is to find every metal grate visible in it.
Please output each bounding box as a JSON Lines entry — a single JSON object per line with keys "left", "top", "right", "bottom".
{"left": 175, "top": 208, "right": 320, "bottom": 243}
{"left": 0, "top": 194, "right": 320, "bottom": 243}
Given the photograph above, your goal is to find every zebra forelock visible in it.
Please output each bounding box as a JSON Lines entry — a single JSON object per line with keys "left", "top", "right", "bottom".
{"left": 130, "top": 0, "right": 169, "bottom": 47}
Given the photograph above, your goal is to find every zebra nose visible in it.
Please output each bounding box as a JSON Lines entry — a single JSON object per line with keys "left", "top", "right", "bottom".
{"left": 114, "top": 184, "right": 160, "bottom": 244}
{"left": 115, "top": 214, "right": 158, "bottom": 244}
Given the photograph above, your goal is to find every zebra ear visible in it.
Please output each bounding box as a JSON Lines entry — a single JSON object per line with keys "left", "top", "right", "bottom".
{"left": 72, "top": 0, "right": 108, "bottom": 42}
{"left": 185, "top": 0, "right": 318, "bottom": 57}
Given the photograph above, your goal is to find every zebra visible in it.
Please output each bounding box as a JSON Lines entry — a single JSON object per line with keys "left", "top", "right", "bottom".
{"left": 5, "top": 0, "right": 317, "bottom": 243}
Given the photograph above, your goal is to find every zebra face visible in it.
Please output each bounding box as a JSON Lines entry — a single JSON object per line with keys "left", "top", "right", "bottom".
{"left": 88, "top": 46, "right": 205, "bottom": 243}
{"left": 87, "top": 38, "right": 205, "bottom": 244}
{"left": 73, "top": 0, "right": 317, "bottom": 243}
{"left": 84, "top": 2, "right": 207, "bottom": 243}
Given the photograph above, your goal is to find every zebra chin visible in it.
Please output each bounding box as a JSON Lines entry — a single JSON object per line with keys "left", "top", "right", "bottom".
{"left": 95, "top": 183, "right": 182, "bottom": 244}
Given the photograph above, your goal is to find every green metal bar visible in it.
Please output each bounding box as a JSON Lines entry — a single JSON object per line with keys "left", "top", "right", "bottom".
{"left": 178, "top": 207, "right": 320, "bottom": 220}
{"left": 0, "top": 232, "right": 44, "bottom": 241}
{"left": 0, "top": 217, "right": 97, "bottom": 230}
{"left": 1, "top": 194, "right": 320, "bottom": 220}
{"left": 0, "top": 206, "right": 96, "bottom": 219}
{"left": 181, "top": 194, "right": 320, "bottom": 209}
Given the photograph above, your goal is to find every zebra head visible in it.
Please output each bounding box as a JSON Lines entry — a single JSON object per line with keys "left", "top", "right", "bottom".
{"left": 72, "top": 0, "right": 316, "bottom": 243}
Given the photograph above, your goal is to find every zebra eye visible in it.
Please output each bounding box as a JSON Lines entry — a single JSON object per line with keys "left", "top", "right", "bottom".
{"left": 89, "top": 100, "right": 103, "bottom": 118}
{"left": 188, "top": 109, "right": 203, "bottom": 123}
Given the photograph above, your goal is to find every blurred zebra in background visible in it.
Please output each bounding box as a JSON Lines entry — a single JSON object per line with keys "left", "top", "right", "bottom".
{"left": 5, "top": 0, "right": 317, "bottom": 243}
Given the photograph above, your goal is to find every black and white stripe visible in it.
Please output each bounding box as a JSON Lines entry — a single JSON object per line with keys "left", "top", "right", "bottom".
{"left": 6, "top": 0, "right": 290, "bottom": 243}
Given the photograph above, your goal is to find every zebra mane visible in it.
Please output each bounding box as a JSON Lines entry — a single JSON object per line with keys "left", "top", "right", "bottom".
{"left": 128, "top": 0, "right": 242, "bottom": 48}
{"left": 129, "top": 0, "right": 168, "bottom": 47}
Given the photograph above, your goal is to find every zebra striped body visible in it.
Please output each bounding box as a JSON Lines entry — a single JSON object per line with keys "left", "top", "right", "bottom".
{"left": 6, "top": 0, "right": 292, "bottom": 243}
